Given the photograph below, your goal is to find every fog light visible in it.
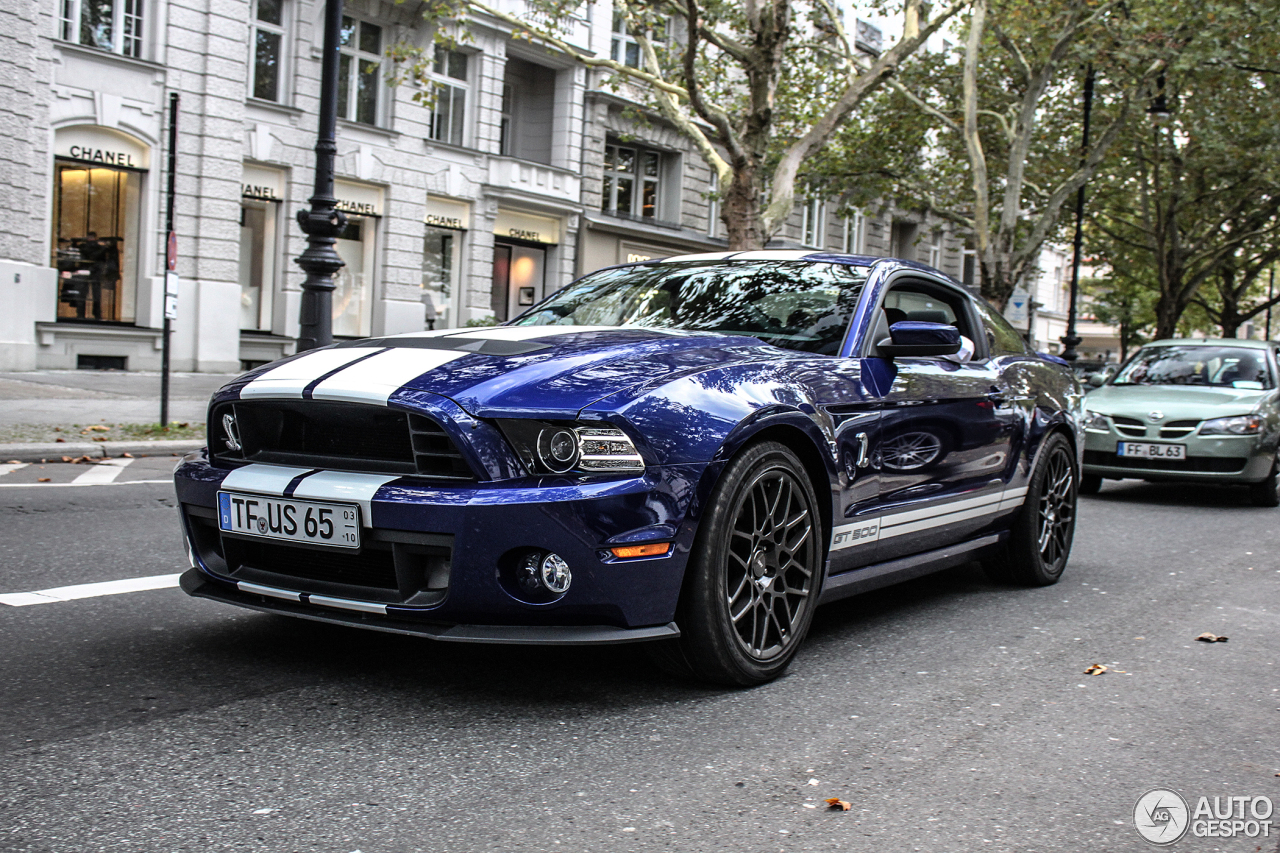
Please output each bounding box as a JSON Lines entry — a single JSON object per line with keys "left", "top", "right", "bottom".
{"left": 540, "top": 553, "right": 572, "bottom": 593}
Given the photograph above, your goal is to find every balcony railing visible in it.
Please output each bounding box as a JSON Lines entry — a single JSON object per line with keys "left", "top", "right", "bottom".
{"left": 487, "top": 156, "right": 581, "bottom": 204}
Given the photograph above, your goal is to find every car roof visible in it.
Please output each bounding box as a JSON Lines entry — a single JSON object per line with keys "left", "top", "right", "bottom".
{"left": 1144, "top": 338, "right": 1276, "bottom": 349}
{"left": 640, "top": 250, "right": 965, "bottom": 285}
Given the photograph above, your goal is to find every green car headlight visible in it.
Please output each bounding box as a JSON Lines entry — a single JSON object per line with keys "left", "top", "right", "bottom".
{"left": 498, "top": 420, "right": 645, "bottom": 475}
{"left": 1199, "top": 415, "right": 1264, "bottom": 436}
{"left": 1082, "top": 410, "right": 1110, "bottom": 431}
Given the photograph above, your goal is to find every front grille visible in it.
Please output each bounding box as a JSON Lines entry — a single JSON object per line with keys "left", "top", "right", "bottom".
{"left": 211, "top": 400, "right": 472, "bottom": 479}
{"left": 1111, "top": 416, "right": 1147, "bottom": 438}
{"left": 227, "top": 538, "right": 399, "bottom": 590}
{"left": 1084, "top": 450, "right": 1246, "bottom": 473}
{"left": 1160, "top": 420, "right": 1200, "bottom": 439}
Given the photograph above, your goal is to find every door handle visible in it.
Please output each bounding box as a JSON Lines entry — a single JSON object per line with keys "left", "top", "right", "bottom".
{"left": 856, "top": 432, "right": 870, "bottom": 468}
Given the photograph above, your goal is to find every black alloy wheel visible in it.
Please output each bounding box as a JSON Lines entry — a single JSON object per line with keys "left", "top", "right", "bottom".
{"left": 983, "top": 432, "right": 1078, "bottom": 586}
{"left": 649, "top": 441, "right": 822, "bottom": 686}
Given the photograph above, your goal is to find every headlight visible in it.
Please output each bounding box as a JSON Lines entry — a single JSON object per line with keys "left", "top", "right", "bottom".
{"left": 1199, "top": 415, "right": 1264, "bottom": 436}
{"left": 498, "top": 420, "right": 645, "bottom": 475}
{"left": 1083, "top": 410, "right": 1110, "bottom": 431}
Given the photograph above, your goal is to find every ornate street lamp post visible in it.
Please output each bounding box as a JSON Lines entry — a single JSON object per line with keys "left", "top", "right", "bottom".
{"left": 1061, "top": 67, "right": 1095, "bottom": 363}
{"left": 295, "top": 0, "right": 346, "bottom": 351}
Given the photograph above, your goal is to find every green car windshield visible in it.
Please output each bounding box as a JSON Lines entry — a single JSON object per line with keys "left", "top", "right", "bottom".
{"left": 512, "top": 261, "right": 869, "bottom": 355}
{"left": 1112, "top": 345, "right": 1274, "bottom": 389}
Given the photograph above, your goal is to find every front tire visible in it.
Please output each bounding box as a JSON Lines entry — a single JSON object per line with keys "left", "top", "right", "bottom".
{"left": 1249, "top": 458, "right": 1280, "bottom": 507}
{"left": 653, "top": 441, "right": 823, "bottom": 686}
{"left": 983, "top": 433, "right": 1078, "bottom": 586}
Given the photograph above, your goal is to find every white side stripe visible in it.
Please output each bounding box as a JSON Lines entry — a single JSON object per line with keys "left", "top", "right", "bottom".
{"left": 831, "top": 485, "right": 1028, "bottom": 552}
{"left": 220, "top": 463, "right": 313, "bottom": 496}
{"left": 0, "top": 573, "right": 181, "bottom": 606}
{"left": 240, "top": 347, "right": 383, "bottom": 400}
{"left": 310, "top": 347, "right": 465, "bottom": 405}
{"left": 287, "top": 470, "right": 399, "bottom": 527}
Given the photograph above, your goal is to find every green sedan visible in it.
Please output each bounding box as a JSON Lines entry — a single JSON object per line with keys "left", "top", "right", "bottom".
{"left": 1081, "top": 338, "right": 1280, "bottom": 506}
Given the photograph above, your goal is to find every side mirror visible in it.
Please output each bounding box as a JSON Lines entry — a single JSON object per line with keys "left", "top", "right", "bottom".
{"left": 877, "top": 321, "right": 962, "bottom": 358}
{"left": 1087, "top": 373, "right": 1106, "bottom": 387}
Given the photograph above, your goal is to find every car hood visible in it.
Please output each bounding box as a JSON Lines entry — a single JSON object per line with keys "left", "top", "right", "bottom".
{"left": 226, "top": 326, "right": 786, "bottom": 419}
{"left": 1085, "top": 383, "right": 1271, "bottom": 421}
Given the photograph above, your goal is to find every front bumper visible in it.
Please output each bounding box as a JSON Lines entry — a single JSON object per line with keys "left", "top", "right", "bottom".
{"left": 175, "top": 456, "right": 709, "bottom": 642}
{"left": 1082, "top": 428, "right": 1275, "bottom": 483}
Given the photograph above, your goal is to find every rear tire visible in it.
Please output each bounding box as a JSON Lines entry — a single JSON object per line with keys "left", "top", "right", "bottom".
{"left": 1079, "top": 473, "right": 1103, "bottom": 495}
{"left": 1249, "top": 458, "right": 1279, "bottom": 507}
{"left": 983, "top": 433, "right": 1078, "bottom": 586}
{"left": 651, "top": 441, "right": 823, "bottom": 686}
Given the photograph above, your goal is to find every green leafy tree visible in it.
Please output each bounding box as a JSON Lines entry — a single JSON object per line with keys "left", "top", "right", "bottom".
{"left": 394, "top": 0, "right": 967, "bottom": 248}
{"left": 1082, "top": 274, "right": 1155, "bottom": 360}
{"left": 1085, "top": 1, "right": 1280, "bottom": 339}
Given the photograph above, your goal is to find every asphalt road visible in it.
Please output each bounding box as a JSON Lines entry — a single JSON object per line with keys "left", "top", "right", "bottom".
{"left": 1, "top": 467, "right": 1277, "bottom": 853}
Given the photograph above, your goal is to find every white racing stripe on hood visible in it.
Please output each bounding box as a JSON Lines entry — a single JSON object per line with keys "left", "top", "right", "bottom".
{"left": 221, "top": 464, "right": 314, "bottom": 496}
{"left": 240, "top": 347, "right": 383, "bottom": 399}
{"left": 288, "top": 470, "right": 399, "bottom": 527}
{"left": 310, "top": 347, "right": 465, "bottom": 405}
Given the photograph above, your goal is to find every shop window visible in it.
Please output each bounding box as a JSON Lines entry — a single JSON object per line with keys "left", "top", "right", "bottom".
{"left": 422, "top": 228, "right": 461, "bottom": 329}
{"left": 250, "top": 0, "right": 288, "bottom": 102}
{"left": 238, "top": 201, "right": 277, "bottom": 331}
{"left": 52, "top": 161, "right": 141, "bottom": 323}
{"left": 333, "top": 215, "right": 375, "bottom": 338}
{"left": 492, "top": 242, "right": 545, "bottom": 323}
{"left": 429, "top": 47, "right": 469, "bottom": 146}
{"left": 338, "top": 16, "right": 382, "bottom": 125}
{"left": 603, "top": 142, "right": 667, "bottom": 222}
{"left": 60, "top": 0, "right": 144, "bottom": 58}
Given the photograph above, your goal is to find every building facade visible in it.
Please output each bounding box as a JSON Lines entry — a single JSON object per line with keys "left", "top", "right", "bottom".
{"left": 0, "top": 0, "right": 966, "bottom": 373}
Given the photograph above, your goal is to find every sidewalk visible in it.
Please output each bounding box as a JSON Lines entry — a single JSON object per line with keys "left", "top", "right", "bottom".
{"left": 0, "top": 370, "right": 236, "bottom": 462}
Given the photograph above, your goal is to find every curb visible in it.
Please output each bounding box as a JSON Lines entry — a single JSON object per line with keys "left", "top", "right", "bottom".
{"left": 0, "top": 439, "right": 205, "bottom": 463}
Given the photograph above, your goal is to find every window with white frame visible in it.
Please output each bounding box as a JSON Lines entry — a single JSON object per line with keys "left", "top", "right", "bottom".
{"left": 927, "top": 229, "right": 943, "bottom": 268}
{"left": 429, "top": 47, "right": 468, "bottom": 146}
{"left": 250, "top": 0, "right": 287, "bottom": 102}
{"left": 962, "top": 244, "right": 976, "bottom": 286}
{"left": 611, "top": 12, "right": 668, "bottom": 68}
{"left": 603, "top": 142, "right": 664, "bottom": 221}
{"left": 842, "top": 211, "right": 865, "bottom": 254}
{"left": 60, "top": 0, "right": 144, "bottom": 57}
{"left": 707, "top": 172, "right": 720, "bottom": 238}
{"left": 338, "top": 16, "right": 382, "bottom": 125}
{"left": 802, "top": 198, "right": 826, "bottom": 248}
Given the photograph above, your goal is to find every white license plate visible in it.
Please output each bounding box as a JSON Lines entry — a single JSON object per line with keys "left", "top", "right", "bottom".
{"left": 1117, "top": 442, "right": 1186, "bottom": 460}
{"left": 217, "top": 492, "right": 361, "bottom": 548}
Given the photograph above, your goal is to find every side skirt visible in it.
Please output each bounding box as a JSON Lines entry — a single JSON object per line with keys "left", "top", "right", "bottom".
{"left": 817, "top": 532, "right": 1008, "bottom": 606}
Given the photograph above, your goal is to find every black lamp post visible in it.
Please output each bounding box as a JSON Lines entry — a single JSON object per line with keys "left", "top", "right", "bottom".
{"left": 294, "top": 0, "right": 347, "bottom": 351}
{"left": 1061, "top": 66, "right": 1095, "bottom": 363}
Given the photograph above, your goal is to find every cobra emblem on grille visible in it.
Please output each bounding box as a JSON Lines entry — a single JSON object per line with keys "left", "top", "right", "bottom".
{"left": 222, "top": 412, "right": 242, "bottom": 451}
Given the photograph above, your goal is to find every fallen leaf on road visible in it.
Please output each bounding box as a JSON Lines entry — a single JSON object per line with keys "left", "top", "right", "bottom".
{"left": 61, "top": 456, "right": 72, "bottom": 462}
{"left": 84, "top": 425, "right": 110, "bottom": 432}
{"left": 1084, "top": 664, "right": 1108, "bottom": 675}
{"left": 92, "top": 436, "right": 108, "bottom": 442}
{"left": 121, "top": 452, "right": 133, "bottom": 458}
{"left": 825, "top": 798, "right": 852, "bottom": 811}
{"left": 1195, "top": 633, "right": 1228, "bottom": 643}
{"left": 54, "top": 437, "right": 65, "bottom": 443}
{"left": 37, "top": 477, "right": 50, "bottom": 482}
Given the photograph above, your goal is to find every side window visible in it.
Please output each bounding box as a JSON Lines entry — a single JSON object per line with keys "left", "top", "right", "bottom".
{"left": 973, "top": 298, "right": 1029, "bottom": 356}
{"left": 881, "top": 283, "right": 978, "bottom": 343}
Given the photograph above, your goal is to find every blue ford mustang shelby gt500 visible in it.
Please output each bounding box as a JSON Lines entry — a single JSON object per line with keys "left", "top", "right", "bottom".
{"left": 175, "top": 251, "right": 1083, "bottom": 685}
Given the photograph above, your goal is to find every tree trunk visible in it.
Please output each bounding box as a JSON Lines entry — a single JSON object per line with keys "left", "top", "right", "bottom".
{"left": 722, "top": 164, "right": 767, "bottom": 251}
{"left": 1153, "top": 296, "right": 1183, "bottom": 340}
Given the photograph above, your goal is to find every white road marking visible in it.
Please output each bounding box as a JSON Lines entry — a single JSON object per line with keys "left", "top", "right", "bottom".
{"left": 0, "top": 573, "right": 181, "bottom": 606}
{"left": 0, "top": 463, "right": 29, "bottom": 477}
{"left": 70, "top": 456, "right": 134, "bottom": 485}
{"left": 0, "top": 479, "right": 171, "bottom": 489}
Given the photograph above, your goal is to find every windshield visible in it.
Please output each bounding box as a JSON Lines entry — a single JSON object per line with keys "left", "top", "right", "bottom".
{"left": 1112, "top": 345, "right": 1274, "bottom": 389}
{"left": 512, "top": 261, "right": 870, "bottom": 355}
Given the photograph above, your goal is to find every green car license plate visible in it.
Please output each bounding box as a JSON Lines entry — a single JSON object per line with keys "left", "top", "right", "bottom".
{"left": 1116, "top": 442, "right": 1186, "bottom": 461}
